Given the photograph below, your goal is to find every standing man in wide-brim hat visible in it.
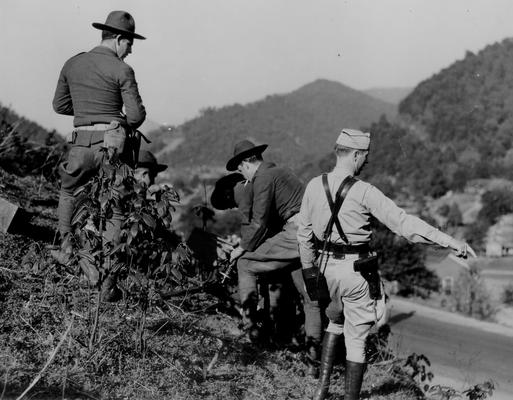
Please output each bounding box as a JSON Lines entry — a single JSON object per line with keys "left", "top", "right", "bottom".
{"left": 227, "top": 139, "right": 323, "bottom": 375}
{"left": 52, "top": 10, "right": 147, "bottom": 300}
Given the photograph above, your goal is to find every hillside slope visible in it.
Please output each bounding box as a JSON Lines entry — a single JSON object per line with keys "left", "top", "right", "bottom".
{"left": 0, "top": 102, "right": 59, "bottom": 144}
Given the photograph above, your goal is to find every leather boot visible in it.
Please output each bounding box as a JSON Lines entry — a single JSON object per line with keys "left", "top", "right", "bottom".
{"left": 101, "top": 274, "right": 122, "bottom": 302}
{"left": 344, "top": 360, "right": 366, "bottom": 400}
{"left": 306, "top": 339, "right": 321, "bottom": 378}
{"left": 241, "top": 295, "right": 263, "bottom": 342}
{"left": 312, "top": 332, "right": 342, "bottom": 400}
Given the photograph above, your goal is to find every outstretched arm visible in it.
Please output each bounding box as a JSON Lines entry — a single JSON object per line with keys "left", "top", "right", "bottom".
{"left": 363, "top": 184, "right": 476, "bottom": 258}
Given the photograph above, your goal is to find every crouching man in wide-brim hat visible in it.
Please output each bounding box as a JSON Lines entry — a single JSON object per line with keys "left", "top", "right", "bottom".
{"left": 227, "top": 139, "right": 323, "bottom": 375}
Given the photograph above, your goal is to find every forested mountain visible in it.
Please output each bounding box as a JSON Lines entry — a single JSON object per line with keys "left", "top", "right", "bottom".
{"left": 360, "top": 38, "right": 513, "bottom": 198}
{"left": 400, "top": 38, "right": 513, "bottom": 159}
{"left": 147, "top": 79, "right": 396, "bottom": 170}
{"left": 149, "top": 37, "right": 513, "bottom": 208}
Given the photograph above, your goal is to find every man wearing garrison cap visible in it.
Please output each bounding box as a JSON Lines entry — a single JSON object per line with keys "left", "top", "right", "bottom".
{"left": 52, "top": 11, "right": 147, "bottom": 300}
{"left": 297, "top": 128, "right": 476, "bottom": 400}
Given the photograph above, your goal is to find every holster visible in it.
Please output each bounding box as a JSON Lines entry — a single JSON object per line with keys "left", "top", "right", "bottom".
{"left": 353, "top": 255, "right": 382, "bottom": 300}
{"left": 302, "top": 266, "right": 330, "bottom": 302}
{"left": 122, "top": 129, "right": 141, "bottom": 169}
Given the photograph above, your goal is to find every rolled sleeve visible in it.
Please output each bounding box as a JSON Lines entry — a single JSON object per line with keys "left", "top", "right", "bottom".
{"left": 120, "top": 65, "right": 146, "bottom": 129}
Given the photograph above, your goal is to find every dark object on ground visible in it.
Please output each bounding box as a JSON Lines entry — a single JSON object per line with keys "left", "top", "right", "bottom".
{"left": 0, "top": 197, "right": 28, "bottom": 233}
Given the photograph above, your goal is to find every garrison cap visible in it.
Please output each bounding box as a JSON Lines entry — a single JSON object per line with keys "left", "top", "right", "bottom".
{"left": 336, "top": 128, "right": 370, "bottom": 150}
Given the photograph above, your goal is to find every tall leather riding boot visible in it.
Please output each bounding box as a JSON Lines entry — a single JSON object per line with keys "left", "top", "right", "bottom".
{"left": 344, "top": 360, "right": 366, "bottom": 400}
{"left": 312, "top": 332, "right": 342, "bottom": 400}
{"left": 306, "top": 339, "right": 321, "bottom": 378}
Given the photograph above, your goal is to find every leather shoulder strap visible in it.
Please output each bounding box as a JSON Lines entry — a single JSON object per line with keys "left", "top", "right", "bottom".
{"left": 322, "top": 174, "right": 358, "bottom": 243}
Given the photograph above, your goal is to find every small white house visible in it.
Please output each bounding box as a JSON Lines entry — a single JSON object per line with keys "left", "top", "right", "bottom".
{"left": 485, "top": 214, "right": 513, "bottom": 257}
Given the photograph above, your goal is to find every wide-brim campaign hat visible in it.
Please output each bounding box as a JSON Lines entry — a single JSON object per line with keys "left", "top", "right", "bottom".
{"left": 210, "top": 173, "right": 245, "bottom": 210}
{"left": 137, "top": 150, "right": 167, "bottom": 173}
{"left": 226, "top": 140, "right": 268, "bottom": 171}
{"left": 92, "top": 10, "right": 146, "bottom": 40}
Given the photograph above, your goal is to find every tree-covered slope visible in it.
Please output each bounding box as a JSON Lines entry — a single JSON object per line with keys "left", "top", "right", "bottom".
{"left": 400, "top": 38, "right": 513, "bottom": 159}
{"left": 149, "top": 79, "right": 396, "bottom": 170}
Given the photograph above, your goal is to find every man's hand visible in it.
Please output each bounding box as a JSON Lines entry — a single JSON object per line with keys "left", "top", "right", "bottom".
{"left": 230, "top": 246, "right": 246, "bottom": 263}
{"left": 452, "top": 240, "right": 477, "bottom": 259}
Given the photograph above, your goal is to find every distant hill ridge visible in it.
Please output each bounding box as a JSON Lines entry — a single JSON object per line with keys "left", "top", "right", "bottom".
{"left": 0, "top": 103, "right": 58, "bottom": 144}
{"left": 148, "top": 79, "right": 396, "bottom": 170}
{"left": 152, "top": 36, "right": 513, "bottom": 202}
{"left": 364, "top": 87, "right": 412, "bottom": 105}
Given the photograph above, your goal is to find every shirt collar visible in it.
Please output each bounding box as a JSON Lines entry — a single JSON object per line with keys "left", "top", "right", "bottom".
{"left": 90, "top": 45, "right": 118, "bottom": 58}
{"left": 332, "top": 165, "right": 354, "bottom": 177}
{"left": 251, "top": 161, "right": 274, "bottom": 181}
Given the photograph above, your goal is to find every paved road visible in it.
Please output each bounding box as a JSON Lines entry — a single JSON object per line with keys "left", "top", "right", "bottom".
{"left": 388, "top": 298, "right": 513, "bottom": 400}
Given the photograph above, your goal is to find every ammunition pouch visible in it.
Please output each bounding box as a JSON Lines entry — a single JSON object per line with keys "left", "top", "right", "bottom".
{"left": 102, "top": 121, "right": 126, "bottom": 154}
{"left": 302, "top": 266, "right": 330, "bottom": 302}
{"left": 70, "top": 130, "right": 106, "bottom": 147}
{"left": 70, "top": 121, "right": 142, "bottom": 167}
{"left": 353, "top": 255, "right": 382, "bottom": 300}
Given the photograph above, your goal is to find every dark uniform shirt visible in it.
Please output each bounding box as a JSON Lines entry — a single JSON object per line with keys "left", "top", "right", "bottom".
{"left": 53, "top": 46, "right": 146, "bottom": 129}
{"left": 241, "top": 162, "right": 304, "bottom": 251}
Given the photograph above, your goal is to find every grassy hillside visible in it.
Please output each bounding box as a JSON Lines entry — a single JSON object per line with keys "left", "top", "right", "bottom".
{"left": 0, "top": 100, "right": 498, "bottom": 399}
{"left": 0, "top": 166, "right": 429, "bottom": 400}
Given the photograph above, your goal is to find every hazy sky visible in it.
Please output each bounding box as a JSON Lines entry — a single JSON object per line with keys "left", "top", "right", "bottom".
{"left": 1, "top": 0, "right": 512, "bottom": 135}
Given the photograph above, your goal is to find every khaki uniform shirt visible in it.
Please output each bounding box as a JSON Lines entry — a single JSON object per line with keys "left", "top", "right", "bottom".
{"left": 297, "top": 166, "right": 455, "bottom": 268}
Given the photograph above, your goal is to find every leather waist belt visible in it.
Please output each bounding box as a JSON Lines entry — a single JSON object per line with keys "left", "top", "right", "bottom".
{"left": 314, "top": 236, "right": 370, "bottom": 254}
{"left": 74, "top": 122, "right": 115, "bottom": 131}
{"left": 69, "top": 130, "right": 105, "bottom": 146}
{"left": 317, "top": 243, "right": 369, "bottom": 254}
{"left": 70, "top": 122, "right": 125, "bottom": 146}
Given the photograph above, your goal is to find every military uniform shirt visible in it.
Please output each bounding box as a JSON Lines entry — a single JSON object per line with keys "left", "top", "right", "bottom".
{"left": 297, "top": 166, "right": 455, "bottom": 267}
{"left": 53, "top": 46, "right": 146, "bottom": 129}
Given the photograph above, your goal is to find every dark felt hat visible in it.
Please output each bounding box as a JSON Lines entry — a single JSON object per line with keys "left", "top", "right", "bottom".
{"left": 137, "top": 151, "right": 167, "bottom": 173}
{"left": 210, "top": 173, "right": 245, "bottom": 210}
{"left": 226, "top": 140, "right": 268, "bottom": 171}
{"left": 92, "top": 10, "right": 146, "bottom": 40}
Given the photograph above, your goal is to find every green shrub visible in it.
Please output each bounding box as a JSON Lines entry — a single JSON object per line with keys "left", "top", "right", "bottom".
{"left": 501, "top": 283, "right": 513, "bottom": 306}
{"left": 450, "top": 267, "right": 497, "bottom": 320}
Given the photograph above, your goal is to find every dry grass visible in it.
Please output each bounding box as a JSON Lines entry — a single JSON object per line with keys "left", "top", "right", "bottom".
{"left": 0, "top": 172, "right": 484, "bottom": 400}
